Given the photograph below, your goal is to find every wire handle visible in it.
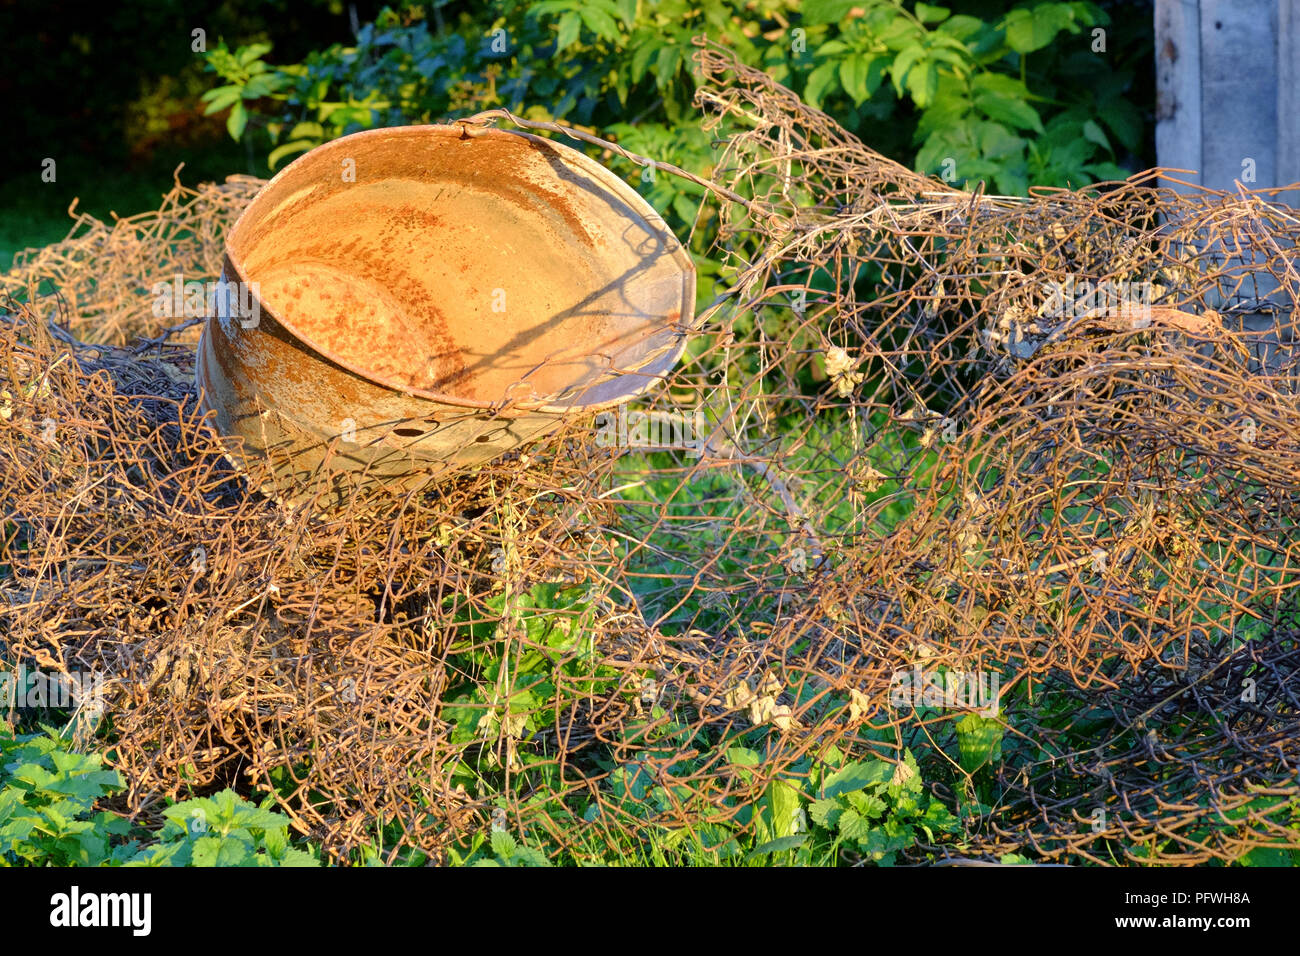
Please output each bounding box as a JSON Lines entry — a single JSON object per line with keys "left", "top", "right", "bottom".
{"left": 457, "top": 107, "right": 756, "bottom": 213}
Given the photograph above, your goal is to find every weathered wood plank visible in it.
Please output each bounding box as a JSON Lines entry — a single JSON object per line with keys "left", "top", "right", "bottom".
{"left": 1155, "top": 0, "right": 1203, "bottom": 191}
{"left": 1199, "top": 0, "right": 1277, "bottom": 190}
{"left": 1278, "top": 0, "right": 1300, "bottom": 205}
{"left": 1154, "top": 0, "right": 1296, "bottom": 351}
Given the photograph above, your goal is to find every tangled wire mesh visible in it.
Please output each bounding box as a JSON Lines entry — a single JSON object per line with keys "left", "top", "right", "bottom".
{"left": 1, "top": 40, "right": 1298, "bottom": 864}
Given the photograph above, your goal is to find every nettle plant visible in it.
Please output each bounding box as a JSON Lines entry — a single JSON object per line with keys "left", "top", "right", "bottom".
{"left": 0, "top": 722, "right": 318, "bottom": 867}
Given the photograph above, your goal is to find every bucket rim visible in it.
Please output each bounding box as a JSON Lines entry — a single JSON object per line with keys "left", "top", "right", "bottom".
{"left": 216, "top": 123, "right": 697, "bottom": 415}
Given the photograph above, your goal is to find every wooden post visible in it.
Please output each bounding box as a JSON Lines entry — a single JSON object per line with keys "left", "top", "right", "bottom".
{"left": 1155, "top": 0, "right": 1297, "bottom": 200}
{"left": 1154, "top": 0, "right": 1298, "bottom": 351}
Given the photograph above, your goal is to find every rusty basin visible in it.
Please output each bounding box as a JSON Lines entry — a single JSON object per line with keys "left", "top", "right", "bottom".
{"left": 197, "top": 123, "right": 695, "bottom": 502}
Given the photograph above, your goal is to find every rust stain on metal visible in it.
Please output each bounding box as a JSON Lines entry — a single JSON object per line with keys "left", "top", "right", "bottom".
{"left": 197, "top": 124, "right": 696, "bottom": 503}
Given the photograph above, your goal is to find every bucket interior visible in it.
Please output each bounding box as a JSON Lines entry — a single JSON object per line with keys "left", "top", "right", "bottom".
{"left": 226, "top": 125, "right": 694, "bottom": 407}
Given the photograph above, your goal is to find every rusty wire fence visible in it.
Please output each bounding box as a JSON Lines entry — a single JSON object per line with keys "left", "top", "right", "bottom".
{"left": 2, "top": 41, "right": 1299, "bottom": 864}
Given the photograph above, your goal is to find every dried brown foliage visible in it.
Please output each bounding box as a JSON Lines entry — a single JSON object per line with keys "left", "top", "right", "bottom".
{"left": 1, "top": 42, "right": 1298, "bottom": 864}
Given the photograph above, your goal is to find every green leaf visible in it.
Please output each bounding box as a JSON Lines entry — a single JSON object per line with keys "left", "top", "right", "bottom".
{"left": 940, "top": 14, "right": 1003, "bottom": 59}
{"left": 1240, "top": 846, "right": 1295, "bottom": 867}
{"left": 823, "top": 759, "right": 892, "bottom": 798}
{"left": 672, "top": 192, "right": 698, "bottom": 224}
{"left": 974, "top": 92, "right": 1043, "bottom": 133}
{"left": 267, "top": 140, "right": 317, "bottom": 170}
{"left": 241, "top": 73, "right": 280, "bottom": 99}
{"left": 808, "top": 797, "right": 843, "bottom": 829}
{"left": 490, "top": 830, "right": 517, "bottom": 859}
{"left": 746, "top": 834, "right": 807, "bottom": 861}
{"left": 555, "top": 12, "right": 582, "bottom": 52}
{"left": 123, "top": 840, "right": 192, "bottom": 866}
{"left": 1082, "top": 162, "right": 1130, "bottom": 182}
{"left": 907, "top": 61, "right": 939, "bottom": 107}
{"left": 839, "top": 54, "right": 883, "bottom": 105}
{"left": 652, "top": 44, "right": 683, "bottom": 90}
{"left": 511, "top": 845, "right": 551, "bottom": 867}
{"left": 262, "top": 824, "right": 289, "bottom": 858}
{"left": 228, "top": 804, "right": 289, "bottom": 831}
{"left": 528, "top": 0, "right": 573, "bottom": 17}
{"left": 915, "top": 3, "right": 951, "bottom": 24}
{"left": 939, "top": 14, "right": 987, "bottom": 40}
{"left": 276, "top": 847, "right": 320, "bottom": 866}
{"left": 236, "top": 43, "right": 272, "bottom": 67}
{"left": 765, "top": 779, "right": 803, "bottom": 840}
{"left": 804, "top": 61, "right": 840, "bottom": 109}
{"left": 860, "top": 823, "right": 907, "bottom": 863}
{"left": 289, "top": 120, "right": 324, "bottom": 140}
{"left": 956, "top": 713, "right": 1004, "bottom": 773}
{"left": 922, "top": 799, "right": 960, "bottom": 833}
{"left": 837, "top": 808, "right": 873, "bottom": 842}
{"left": 1081, "top": 119, "right": 1110, "bottom": 152}
{"left": 578, "top": 6, "right": 622, "bottom": 42}
{"left": 201, "top": 85, "right": 242, "bottom": 115}
{"left": 1099, "top": 98, "right": 1141, "bottom": 151}
{"left": 889, "top": 750, "right": 926, "bottom": 795}
{"left": 227, "top": 101, "right": 248, "bottom": 141}
{"left": 978, "top": 121, "right": 1025, "bottom": 159}
{"left": 994, "top": 167, "right": 1029, "bottom": 195}
{"left": 971, "top": 72, "right": 1032, "bottom": 97}
{"left": 800, "top": 0, "right": 859, "bottom": 25}
{"left": 917, "top": 83, "right": 973, "bottom": 139}
{"left": 891, "top": 45, "right": 925, "bottom": 98}
{"left": 1070, "top": 1, "right": 1108, "bottom": 27}
{"left": 846, "top": 790, "right": 888, "bottom": 819}
{"left": 614, "top": 0, "right": 637, "bottom": 28}
{"left": 630, "top": 37, "right": 659, "bottom": 82}
{"left": 9, "top": 762, "right": 53, "bottom": 789}
{"left": 1042, "top": 134, "right": 1093, "bottom": 172}
{"left": 1003, "top": 4, "right": 1077, "bottom": 54}
{"left": 0, "top": 816, "right": 37, "bottom": 845}
{"left": 928, "top": 45, "right": 969, "bottom": 71}
{"left": 191, "top": 835, "right": 254, "bottom": 866}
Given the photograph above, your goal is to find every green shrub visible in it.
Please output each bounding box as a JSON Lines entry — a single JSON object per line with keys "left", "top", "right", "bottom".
{"left": 0, "top": 724, "right": 132, "bottom": 865}
{"left": 0, "top": 721, "right": 319, "bottom": 866}
{"left": 202, "top": 1, "right": 1150, "bottom": 208}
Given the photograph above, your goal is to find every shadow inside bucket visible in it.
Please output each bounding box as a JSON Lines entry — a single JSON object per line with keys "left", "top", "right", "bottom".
{"left": 197, "top": 124, "right": 696, "bottom": 502}
{"left": 232, "top": 126, "right": 693, "bottom": 407}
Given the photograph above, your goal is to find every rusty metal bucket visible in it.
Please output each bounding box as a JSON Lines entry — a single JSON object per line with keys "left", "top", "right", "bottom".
{"left": 197, "top": 123, "right": 695, "bottom": 502}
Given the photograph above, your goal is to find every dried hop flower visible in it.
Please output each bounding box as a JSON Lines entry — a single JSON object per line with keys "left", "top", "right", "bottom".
{"left": 823, "top": 346, "right": 865, "bottom": 397}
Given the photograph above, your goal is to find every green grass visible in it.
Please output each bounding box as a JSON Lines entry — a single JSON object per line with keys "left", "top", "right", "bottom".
{"left": 0, "top": 148, "right": 246, "bottom": 272}
{"left": 0, "top": 170, "right": 172, "bottom": 272}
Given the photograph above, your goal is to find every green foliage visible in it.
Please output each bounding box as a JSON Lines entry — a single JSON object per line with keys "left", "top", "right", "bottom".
{"left": 760, "top": 746, "right": 960, "bottom": 865}
{"left": 447, "top": 828, "right": 554, "bottom": 866}
{"left": 202, "top": 41, "right": 291, "bottom": 141}
{"left": 0, "top": 722, "right": 319, "bottom": 866}
{"left": 798, "top": 1, "right": 1136, "bottom": 191}
{"left": 125, "top": 790, "right": 318, "bottom": 867}
{"left": 203, "top": 0, "right": 1148, "bottom": 210}
{"left": 200, "top": 6, "right": 543, "bottom": 170}
{"left": 574, "top": 731, "right": 961, "bottom": 866}
{"left": 954, "top": 712, "right": 1004, "bottom": 774}
{"left": 442, "top": 581, "right": 613, "bottom": 757}
{"left": 0, "top": 724, "right": 131, "bottom": 865}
